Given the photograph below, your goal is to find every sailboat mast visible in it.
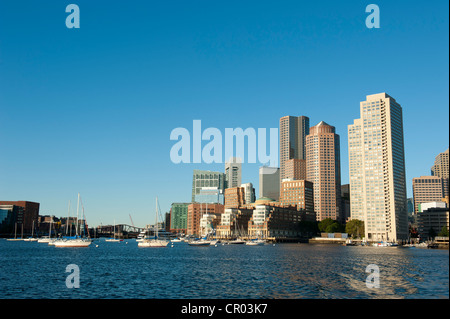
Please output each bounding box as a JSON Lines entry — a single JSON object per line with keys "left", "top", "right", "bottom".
{"left": 49, "top": 216, "right": 52, "bottom": 239}
{"left": 76, "top": 193, "right": 80, "bottom": 237}
{"left": 155, "top": 197, "right": 158, "bottom": 239}
{"left": 66, "top": 200, "right": 71, "bottom": 236}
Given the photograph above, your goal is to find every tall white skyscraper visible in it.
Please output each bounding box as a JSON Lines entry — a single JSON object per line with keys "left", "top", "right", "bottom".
{"left": 225, "top": 157, "right": 242, "bottom": 189}
{"left": 348, "top": 93, "right": 408, "bottom": 242}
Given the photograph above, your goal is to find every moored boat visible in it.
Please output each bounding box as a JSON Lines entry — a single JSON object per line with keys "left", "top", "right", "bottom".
{"left": 53, "top": 194, "right": 91, "bottom": 248}
{"left": 246, "top": 239, "right": 265, "bottom": 246}
{"left": 138, "top": 197, "right": 169, "bottom": 248}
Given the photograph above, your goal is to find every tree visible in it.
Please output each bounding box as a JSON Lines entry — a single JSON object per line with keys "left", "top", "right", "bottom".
{"left": 345, "top": 219, "right": 365, "bottom": 239}
{"left": 318, "top": 218, "right": 335, "bottom": 232}
{"left": 319, "top": 218, "right": 344, "bottom": 233}
{"left": 438, "top": 226, "right": 449, "bottom": 237}
{"left": 325, "top": 222, "right": 341, "bottom": 233}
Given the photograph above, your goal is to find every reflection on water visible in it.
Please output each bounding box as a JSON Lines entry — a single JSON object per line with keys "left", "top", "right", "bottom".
{"left": 0, "top": 240, "right": 448, "bottom": 299}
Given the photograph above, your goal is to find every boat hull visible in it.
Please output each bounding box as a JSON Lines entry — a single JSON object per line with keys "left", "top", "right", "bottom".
{"left": 53, "top": 240, "right": 92, "bottom": 247}
{"left": 138, "top": 240, "right": 169, "bottom": 247}
{"left": 188, "top": 240, "right": 211, "bottom": 246}
{"left": 229, "top": 240, "right": 245, "bottom": 244}
{"left": 37, "top": 238, "right": 53, "bottom": 243}
{"left": 246, "top": 241, "right": 265, "bottom": 246}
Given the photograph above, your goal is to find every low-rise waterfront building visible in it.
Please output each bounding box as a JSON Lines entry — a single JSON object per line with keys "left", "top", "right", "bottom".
{"left": 247, "top": 198, "right": 316, "bottom": 240}
{"left": 215, "top": 208, "right": 253, "bottom": 240}
{"left": 417, "top": 202, "right": 449, "bottom": 240}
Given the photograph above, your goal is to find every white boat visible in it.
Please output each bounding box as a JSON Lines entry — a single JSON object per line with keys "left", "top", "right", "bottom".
{"left": 343, "top": 239, "right": 356, "bottom": 246}
{"left": 24, "top": 221, "right": 38, "bottom": 241}
{"left": 136, "top": 230, "right": 146, "bottom": 242}
{"left": 138, "top": 197, "right": 169, "bottom": 248}
{"left": 188, "top": 233, "right": 211, "bottom": 246}
{"left": 38, "top": 216, "right": 55, "bottom": 243}
{"left": 53, "top": 194, "right": 91, "bottom": 248}
{"left": 246, "top": 239, "right": 266, "bottom": 246}
{"left": 138, "top": 239, "right": 169, "bottom": 247}
{"left": 54, "top": 238, "right": 91, "bottom": 247}
{"left": 188, "top": 238, "right": 211, "bottom": 246}
{"left": 170, "top": 238, "right": 182, "bottom": 243}
{"left": 372, "top": 242, "right": 395, "bottom": 247}
{"left": 37, "top": 236, "right": 53, "bottom": 243}
{"left": 105, "top": 219, "right": 122, "bottom": 242}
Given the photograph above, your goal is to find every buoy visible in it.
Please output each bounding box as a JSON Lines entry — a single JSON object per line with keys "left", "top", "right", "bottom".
{"left": 95, "top": 245, "right": 99, "bottom": 248}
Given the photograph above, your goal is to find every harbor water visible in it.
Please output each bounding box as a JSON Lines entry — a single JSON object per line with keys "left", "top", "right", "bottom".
{"left": 0, "top": 239, "right": 448, "bottom": 299}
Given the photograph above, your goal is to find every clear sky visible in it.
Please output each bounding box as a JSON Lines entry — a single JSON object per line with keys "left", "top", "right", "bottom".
{"left": 0, "top": 0, "right": 448, "bottom": 228}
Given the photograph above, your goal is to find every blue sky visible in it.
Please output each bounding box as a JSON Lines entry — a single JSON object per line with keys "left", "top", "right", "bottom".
{"left": 0, "top": 0, "right": 448, "bottom": 227}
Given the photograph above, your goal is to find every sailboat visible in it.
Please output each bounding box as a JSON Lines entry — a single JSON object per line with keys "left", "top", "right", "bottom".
{"left": 246, "top": 230, "right": 266, "bottom": 246}
{"left": 188, "top": 233, "right": 211, "bottom": 246}
{"left": 24, "top": 220, "right": 38, "bottom": 241}
{"left": 105, "top": 219, "right": 122, "bottom": 242}
{"left": 138, "top": 197, "right": 169, "bottom": 248}
{"left": 6, "top": 223, "right": 23, "bottom": 241}
{"left": 228, "top": 215, "right": 245, "bottom": 244}
{"left": 38, "top": 215, "right": 54, "bottom": 243}
{"left": 54, "top": 193, "right": 91, "bottom": 248}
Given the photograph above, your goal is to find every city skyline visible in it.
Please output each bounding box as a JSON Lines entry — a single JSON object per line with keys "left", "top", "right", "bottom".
{"left": 0, "top": 1, "right": 448, "bottom": 228}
